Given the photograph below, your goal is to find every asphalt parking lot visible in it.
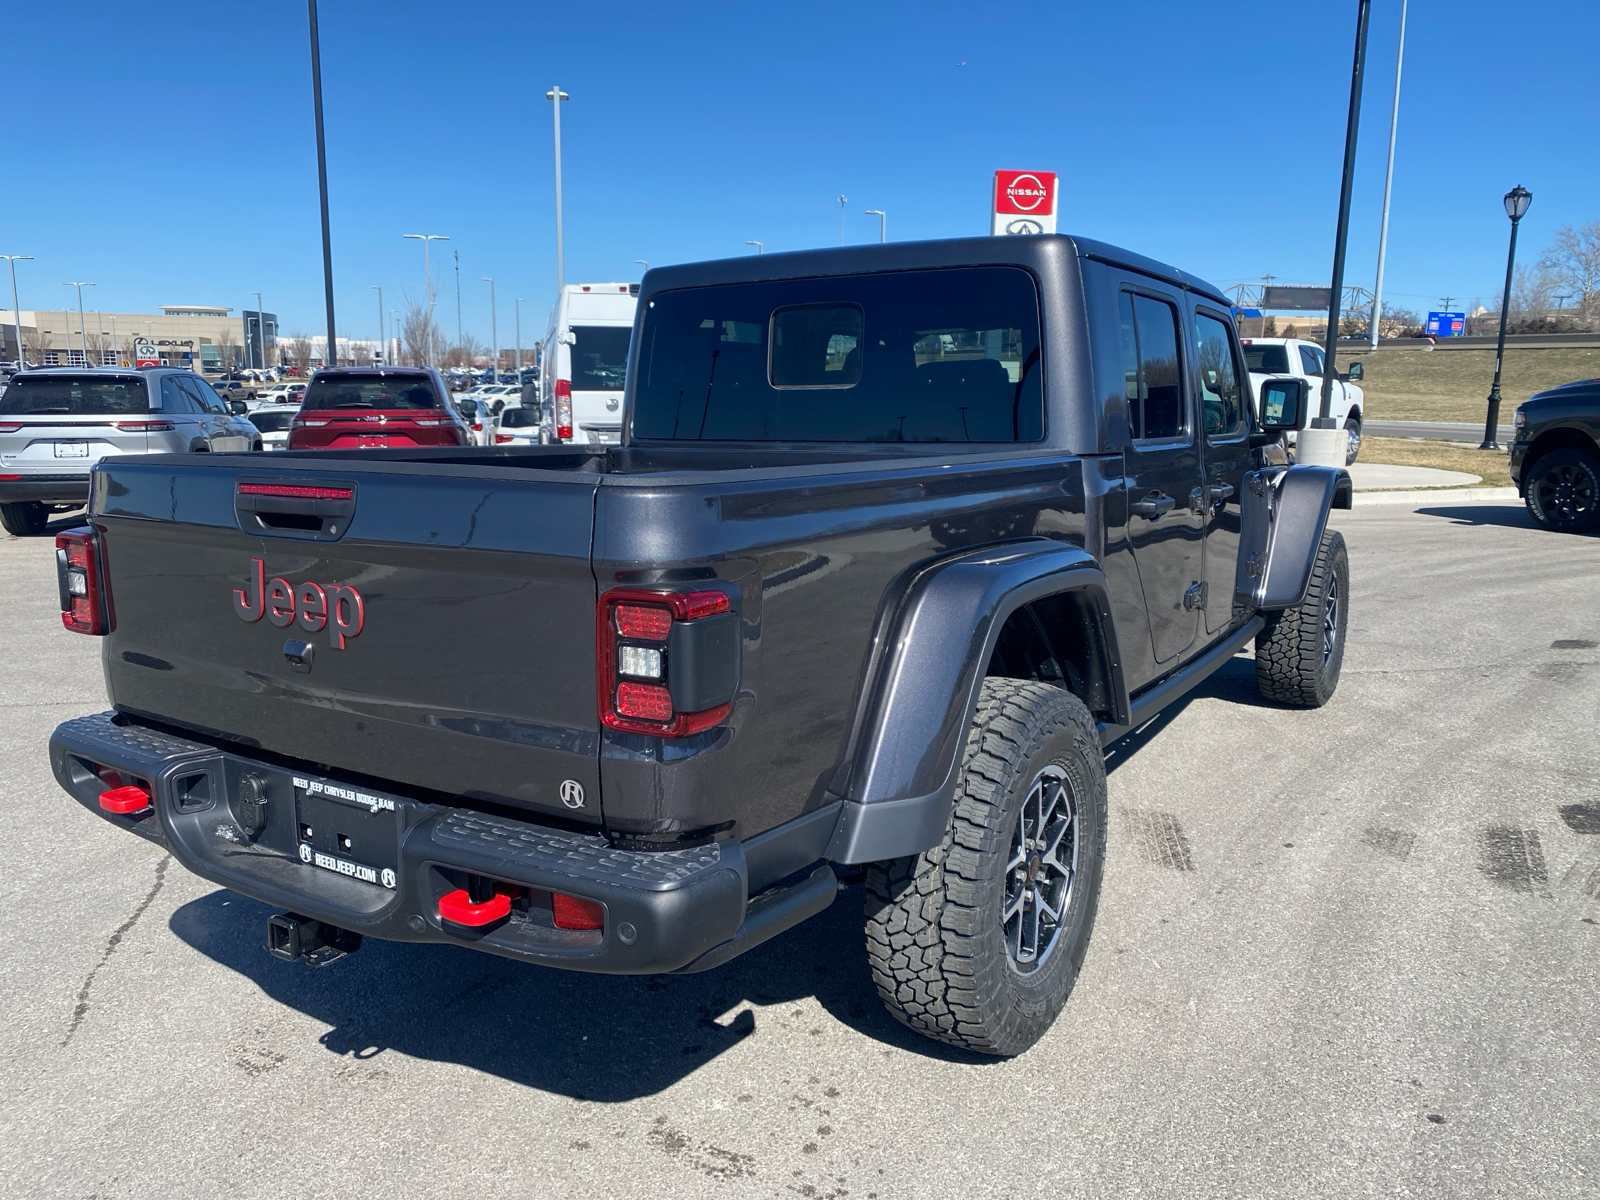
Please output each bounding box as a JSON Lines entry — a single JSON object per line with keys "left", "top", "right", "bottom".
{"left": 1, "top": 500, "right": 1597, "bottom": 1199}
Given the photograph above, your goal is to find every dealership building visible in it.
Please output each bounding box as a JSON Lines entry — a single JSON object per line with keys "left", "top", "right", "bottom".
{"left": 0, "top": 304, "right": 281, "bottom": 371}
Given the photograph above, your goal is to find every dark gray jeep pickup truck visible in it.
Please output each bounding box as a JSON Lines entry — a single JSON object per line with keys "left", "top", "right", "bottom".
{"left": 49, "top": 235, "right": 1351, "bottom": 1056}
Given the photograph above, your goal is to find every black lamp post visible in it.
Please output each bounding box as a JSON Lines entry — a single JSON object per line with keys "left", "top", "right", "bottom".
{"left": 1481, "top": 184, "right": 1532, "bottom": 450}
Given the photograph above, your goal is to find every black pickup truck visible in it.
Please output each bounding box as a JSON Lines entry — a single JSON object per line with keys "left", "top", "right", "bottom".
{"left": 49, "top": 235, "right": 1351, "bottom": 1056}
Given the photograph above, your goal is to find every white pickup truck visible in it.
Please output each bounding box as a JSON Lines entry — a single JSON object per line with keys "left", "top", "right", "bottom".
{"left": 1242, "top": 337, "right": 1366, "bottom": 464}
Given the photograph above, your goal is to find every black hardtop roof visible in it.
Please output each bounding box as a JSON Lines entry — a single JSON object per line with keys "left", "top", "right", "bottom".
{"left": 640, "top": 233, "right": 1229, "bottom": 307}
{"left": 311, "top": 366, "right": 432, "bottom": 377}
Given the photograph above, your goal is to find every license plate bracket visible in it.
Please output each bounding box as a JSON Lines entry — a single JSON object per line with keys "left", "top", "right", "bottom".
{"left": 293, "top": 775, "right": 402, "bottom": 890}
{"left": 54, "top": 441, "right": 89, "bottom": 458}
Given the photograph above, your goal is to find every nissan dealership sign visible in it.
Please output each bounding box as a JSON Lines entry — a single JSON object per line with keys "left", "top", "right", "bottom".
{"left": 992, "top": 170, "right": 1058, "bottom": 236}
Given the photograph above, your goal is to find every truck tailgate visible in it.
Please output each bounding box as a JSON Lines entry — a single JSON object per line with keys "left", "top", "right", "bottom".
{"left": 93, "top": 457, "right": 602, "bottom": 821}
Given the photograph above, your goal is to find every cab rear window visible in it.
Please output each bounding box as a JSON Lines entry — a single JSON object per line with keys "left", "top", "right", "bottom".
{"left": 301, "top": 373, "right": 442, "bottom": 410}
{"left": 632, "top": 267, "right": 1043, "bottom": 442}
{"left": 0, "top": 375, "right": 150, "bottom": 415}
{"left": 1243, "top": 345, "right": 1290, "bottom": 374}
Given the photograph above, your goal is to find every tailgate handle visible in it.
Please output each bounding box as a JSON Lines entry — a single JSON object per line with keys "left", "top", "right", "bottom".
{"left": 235, "top": 480, "right": 357, "bottom": 542}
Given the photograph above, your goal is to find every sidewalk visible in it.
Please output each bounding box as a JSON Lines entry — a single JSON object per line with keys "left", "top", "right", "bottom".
{"left": 1364, "top": 419, "right": 1514, "bottom": 443}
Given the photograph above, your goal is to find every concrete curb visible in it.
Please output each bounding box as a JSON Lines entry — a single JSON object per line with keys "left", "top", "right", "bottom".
{"left": 1352, "top": 486, "right": 1520, "bottom": 506}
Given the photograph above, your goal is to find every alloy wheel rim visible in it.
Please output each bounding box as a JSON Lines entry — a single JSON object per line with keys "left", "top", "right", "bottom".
{"left": 1002, "top": 765, "right": 1077, "bottom": 973}
{"left": 1535, "top": 465, "right": 1596, "bottom": 525}
{"left": 1347, "top": 426, "right": 1361, "bottom": 457}
{"left": 1323, "top": 574, "right": 1340, "bottom": 665}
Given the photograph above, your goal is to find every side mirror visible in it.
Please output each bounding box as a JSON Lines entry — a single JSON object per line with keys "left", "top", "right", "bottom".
{"left": 1258, "top": 377, "right": 1305, "bottom": 431}
{"left": 229, "top": 399, "right": 248, "bottom": 415}
{"left": 1345, "top": 361, "right": 1364, "bottom": 382}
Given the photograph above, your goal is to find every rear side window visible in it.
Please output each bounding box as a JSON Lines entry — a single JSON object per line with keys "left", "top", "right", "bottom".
{"left": 248, "top": 411, "right": 294, "bottom": 433}
{"left": 160, "top": 377, "right": 199, "bottom": 413}
{"left": 633, "top": 266, "right": 1043, "bottom": 442}
{"left": 302, "top": 373, "right": 441, "bottom": 410}
{"left": 1195, "top": 313, "right": 1245, "bottom": 437}
{"left": 1116, "top": 292, "right": 1186, "bottom": 440}
{"left": 1, "top": 375, "right": 150, "bottom": 415}
{"left": 570, "top": 327, "right": 630, "bottom": 391}
{"left": 1243, "top": 345, "right": 1290, "bottom": 374}
{"left": 501, "top": 408, "right": 540, "bottom": 428}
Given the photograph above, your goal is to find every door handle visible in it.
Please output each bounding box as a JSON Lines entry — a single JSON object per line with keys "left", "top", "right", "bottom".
{"left": 1131, "top": 492, "right": 1176, "bottom": 520}
{"left": 1189, "top": 482, "right": 1235, "bottom": 516}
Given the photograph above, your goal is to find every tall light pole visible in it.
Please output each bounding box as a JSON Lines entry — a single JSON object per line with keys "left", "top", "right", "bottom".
{"left": 1, "top": 255, "right": 31, "bottom": 368}
{"left": 1303, "top": 0, "right": 1372, "bottom": 471}
{"left": 402, "top": 233, "right": 448, "bottom": 367}
{"left": 745, "top": 241, "right": 763, "bottom": 255}
{"left": 64, "top": 282, "right": 93, "bottom": 364}
{"left": 391, "top": 308, "right": 400, "bottom": 365}
{"left": 307, "top": 0, "right": 337, "bottom": 368}
{"left": 634, "top": 260, "right": 648, "bottom": 275}
{"left": 1367, "top": 0, "right": 1407, "bottom": 351}
{"left": 515, "top": 298, "right": 525, "bottom": 373}
{"left": 252, "top": 290, "right": 267, "bottom": 370}
{"left": 453, "top": 250, "right": 462, "bottom": 365}
{"left": 96, "top": 310, "right": 105, "bottom": 365}
{"left": 864, "top": 209, "right": 886, "bottom": 243}
{"left": 837, "top": 195, "right": 847, "bottom": 245}
{"left": 546, "top": 86, "right": 569, "bottom": 292}
{"left": 110, "top": 316, "right": 117, "bottom": 366}
{"left": 1481, "top": 185, "right": 1532, "bottom": 451}
{"left": 370, "top": 286, "right": 383, "bottom": 364}
{"left": 483, "top": 277, "right": 498, "bottom": 381}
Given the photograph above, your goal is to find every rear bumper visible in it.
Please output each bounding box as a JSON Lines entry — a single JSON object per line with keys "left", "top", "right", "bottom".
{"left": 0, "top": 473, "right": 91, "bottom": 504}
{"left": 50, "top": 712, "right": 828, "bottom": 974}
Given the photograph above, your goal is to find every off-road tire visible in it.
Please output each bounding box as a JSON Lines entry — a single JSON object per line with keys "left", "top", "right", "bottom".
{"left": 0, "top": 501, "right": 50, "bottom": 537}
{"left": 864, "top": 679, "right": 1107, "bottom": 1057}
{"left": 1524, "top": 448, "right": 1600, "bottom": 534}
{"left": 1344, "top": 416, "right": 1362, "bottom": 465}
{"left": 1256, "top": 528, "right": 1348, "bottom": 707}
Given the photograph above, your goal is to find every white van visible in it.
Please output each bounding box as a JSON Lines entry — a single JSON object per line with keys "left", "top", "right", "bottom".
{"left": 540, "top": 283, "right": 636, "bottom": 444}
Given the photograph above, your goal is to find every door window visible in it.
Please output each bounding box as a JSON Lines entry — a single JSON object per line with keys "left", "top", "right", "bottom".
{"left": 1116, "top": 291, "right": 1186, "bottom": 441}
{"left": 1195, "top": 312, "right": 1245, "bottom": 438}
{"left": 1298, "top": 345, "right": 1324, "bottom": 376}
{"left": 160, "top": 377, "right": 198, "bottom": 413}
{"left": 184, "top": 376, "right": 228, "bottom": 413}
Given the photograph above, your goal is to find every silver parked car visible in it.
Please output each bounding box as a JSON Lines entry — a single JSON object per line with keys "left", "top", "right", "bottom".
{"left": 0, "top": 368, "right": 261, "bottom": 536}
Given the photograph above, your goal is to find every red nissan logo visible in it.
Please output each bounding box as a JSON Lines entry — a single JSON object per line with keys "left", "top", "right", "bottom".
{"left": 1006, "top": 173, "right": 1048, "bottom": 212}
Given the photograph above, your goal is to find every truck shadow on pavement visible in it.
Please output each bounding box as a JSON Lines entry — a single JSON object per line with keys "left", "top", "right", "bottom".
{"left": 168, "top": 879, "right": 995, "bottom": 1100}
{"left": 1103, "top": 653, "right": 1264, "bottom": 775}
{"left": 1412, "top": 504, "right": 1539, "bottom": 530}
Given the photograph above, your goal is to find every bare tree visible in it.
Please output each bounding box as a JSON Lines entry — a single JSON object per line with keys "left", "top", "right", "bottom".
{"left": 1509, "top": 263, "right": 1558, "bottom": 314}
{"left": 442, "top": 332, "right": 486, "bottom": 370}
{"left": 289, "top": 334, "right": 313, "bottom": 371}
{"left": 400, "top": 296, "right": 443, "bottom": 367}
{"left": 214, "top": 329, "right": 241, "bottom": 371}
{"left": 351, "top": 344, "right": 373, "bottom": 366}
{"left": 1375, "top": 305, "right": 1421, "bottom": 338}
{"left": 22, "top": 324, "right": 51, "bottom": 365}
{"left": 1537, "top": 220, "right": 1600, "bottom": 325}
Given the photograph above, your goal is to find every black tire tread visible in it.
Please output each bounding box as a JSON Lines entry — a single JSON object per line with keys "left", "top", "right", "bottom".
{"left": 1256, "top": 528, "right": 1347, "bottom": 707}
{"left": 863, "top": 678, "right": 1105, "bottom": 1056}
{"left": 0, "top": 501, "right": 49, "bottom": 537}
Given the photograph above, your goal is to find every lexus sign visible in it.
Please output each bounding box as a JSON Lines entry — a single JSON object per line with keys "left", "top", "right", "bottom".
{"left": 992, "top": 170, "right": 1058, "bottom": 236}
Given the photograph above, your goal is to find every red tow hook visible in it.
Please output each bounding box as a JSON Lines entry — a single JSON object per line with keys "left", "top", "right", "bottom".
{"left": 438, "top": 888, "right": 512, "bottom": 927}
{"left": 99, "top": 784, "right": 153, "bottom": 814}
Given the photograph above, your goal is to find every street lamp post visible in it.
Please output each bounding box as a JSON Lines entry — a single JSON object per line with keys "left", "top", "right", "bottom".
{"left": 745, "top": 241, "right": 763, "bottom": 255}
{"left": 483, "top": 278, "right": 497, "bottom": 381}
{"left": 837, "top": 196, "right": 847, "bottom": 246}
{"left": 0, "top": 255, "right": 31, "bottom": 368}
{"left": 515, "top": 298, "right": 525, "bottom": 374}
{"left": 370, "top": 286, "right": 383, "bottom": 364}
{"left": 110, "top": 316, "right": 116, "bottom": 366}
{"left": 307, "top": 0, "right": 337, "bottom": 368}
{"left": 454, "top": 250, "right": 462, "bottom": 365}
{"left": 634, "top": 260, "right": 648, "bottom": 275}
{"left": 546, "top": 86, "right": 569, "bottom": 292}
{"left": 1481, "top": 185, "right": 1533, "bottom": 451}
{"left": 1367, "top": 0, "right": 1407, "bottom": 351}
{"left": 864, "top": 209, "right": 886, "bottom": 243}
{"left": 402, "top": 233, "right": 448, "bottom": 367}
{"left": 64, "top": 282, "right": 93, "bottom": 365}
{"left": 391, "top": 309, "right": 400, "bottom": 365}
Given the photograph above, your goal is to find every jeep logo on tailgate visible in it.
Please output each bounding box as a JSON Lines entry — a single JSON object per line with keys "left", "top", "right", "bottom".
{"left": 233, "top": 558, "right": 365, "bottom": 649}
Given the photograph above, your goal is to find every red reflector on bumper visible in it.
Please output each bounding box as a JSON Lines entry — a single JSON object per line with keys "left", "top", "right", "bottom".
{"left": 99, "top": 784, "right": 151, "bottom": 814}
{"left": 552, "top": 892, "right": 605, "bottom": 930}
{"left": 438, "top": 888, "right": 511, "bottom": 926}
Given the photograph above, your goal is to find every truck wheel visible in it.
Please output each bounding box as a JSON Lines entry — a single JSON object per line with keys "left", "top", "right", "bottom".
{"left": 863, "top": 678, "right": 1106, "bottom": 1057}
{"left": 1255, "top": 528, "right": 1348, "bottom": 707}
{"left": 1524, "top": 448, "right": 1600, "bottom": 534}
{"left": 0, "top": 501, "right": 50, "bottom": 537}
{"left": 1344, "top": 417, "right": 1362, "bottom": 465}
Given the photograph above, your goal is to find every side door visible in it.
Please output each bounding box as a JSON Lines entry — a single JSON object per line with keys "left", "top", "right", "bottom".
{"left": 158, "top": 375, "right": 205, "bottom": 449}
{"left": 182, "top": 376, "right": 247, "bottom": 450}
{"left": 1193, "top": 306, "right": 1252, "bottom": 635}
{"left": 1118, "top": 286, "right": 1206, "bottom": 666}
{"left": 1298, "top": 343, "right": 1345, "bottom": 423}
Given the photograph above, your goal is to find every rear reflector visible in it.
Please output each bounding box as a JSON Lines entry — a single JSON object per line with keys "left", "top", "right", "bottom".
{"left": 112, "top": 420, "right": 175, "bottom": 431}
{"left": 438, "top": 888, "right": 511, "bottom": 927}
{"left": 0, "top": 474, "right": 18, "bottom": 480}
{"left": 552, "top": 892, "right": 605, "bottom": 930}
{"left": 99, "top": 784, "right": 152, "bottom": 814}
{"left": 237, "top": 483, "right": 353, "bottom": 501}
{"left": 0, "top": 423, "right": 22, "bottom": 433}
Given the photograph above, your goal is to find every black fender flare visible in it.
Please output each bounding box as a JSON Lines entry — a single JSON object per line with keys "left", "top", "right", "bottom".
{"left": 825, "top": 540, "right": 1124, "bottom": 864}
{"left": 1257, "top": 464, "right": 1351, "bottom": 610}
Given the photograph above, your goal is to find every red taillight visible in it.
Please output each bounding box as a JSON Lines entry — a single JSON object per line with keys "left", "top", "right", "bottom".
{"left": 99, "top": 784, "right": 152, "bottom": 814}
{"left": 552, "top": 892, "right": 605, "bottom": 930}
{"left": 0, "top": 422, "right": 23, "bottom": 433}
{"left": 112, "top": 420, "right": 175, "bottom": 432}
{"left": 295, "top": 418, "right": 329, "bottom": 427}
{"left": 598, "top": 587, "right": 734, "bottom": 737}
{"left": 495, "top": 434, "right": 514, "bottom": 443}
{"left": 555, "top": 378, "right": 572, "bottom": 441}
{"left": 237, "top": 483, "right": 353, "bottom": 501}
{"left": 56, "top": 529, "right": 111, "bottom": 635}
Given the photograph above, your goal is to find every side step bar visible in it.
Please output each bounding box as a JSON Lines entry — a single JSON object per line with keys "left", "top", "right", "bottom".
{"left": 675, "top": 864, "right": 837, "bottom": 974}
{"left": 1097, "top": 616, "right": 1265, "bottom": 747}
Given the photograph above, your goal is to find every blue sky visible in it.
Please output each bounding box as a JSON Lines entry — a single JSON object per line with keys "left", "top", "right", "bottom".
{"left": 2, "top": 0, "right": 1594, "bottom": 342}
